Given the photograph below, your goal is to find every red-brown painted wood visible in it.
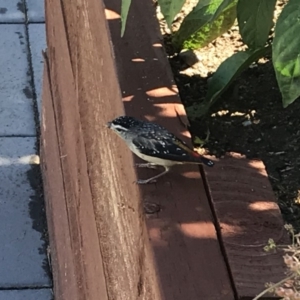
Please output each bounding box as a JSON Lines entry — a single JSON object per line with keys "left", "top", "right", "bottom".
{"left": 203, "top": 153, "right": 289, "bottom": 298}
{"left": 104, "top": 1, "right": 234, "bottom": 299}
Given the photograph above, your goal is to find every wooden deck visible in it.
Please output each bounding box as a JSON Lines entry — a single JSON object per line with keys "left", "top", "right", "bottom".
{"left": 41, "top": 0, "right": 289, "bottom": 299}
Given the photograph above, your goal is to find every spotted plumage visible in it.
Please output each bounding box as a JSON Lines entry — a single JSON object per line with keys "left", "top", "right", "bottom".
{"left": 107, "top": 116, "right": 214, "bottom": 184}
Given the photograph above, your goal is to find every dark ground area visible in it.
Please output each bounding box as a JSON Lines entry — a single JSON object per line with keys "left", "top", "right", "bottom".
{"left": 170, "top": 57, "right": 300, "bottom": 231}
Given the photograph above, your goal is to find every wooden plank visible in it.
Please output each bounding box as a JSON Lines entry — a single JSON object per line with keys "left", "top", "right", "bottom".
{"left": 203, "top": 153, "right": 289, "bottom": 299}
{"left": 104, "top": 1, "right": 235, "bottom": 299}
{"left": 42, "top": 0, "right": 162, "bottom": 299}
{"left": 40, "top": 52, "right": 79, "bottom": 300}
{"left": 43, "top": 1, "right": 109, "bottom": 298}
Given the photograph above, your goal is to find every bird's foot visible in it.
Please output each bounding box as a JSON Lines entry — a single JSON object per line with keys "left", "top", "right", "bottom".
{"left": 135, "top": 163, "right": 158, "bottom": 169}
{"left": 135, "top": 178, "right": 157, "bottom": 184}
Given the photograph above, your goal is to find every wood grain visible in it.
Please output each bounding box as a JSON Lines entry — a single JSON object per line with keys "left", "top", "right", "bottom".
{"left": 203, "top": 153, "right": 289, "bottom": 299}
{"left": 41, "top": 51, "right": 80, "bottom": 300}
{"left": 42, "top": 0, "right": 162, "bottom": 299}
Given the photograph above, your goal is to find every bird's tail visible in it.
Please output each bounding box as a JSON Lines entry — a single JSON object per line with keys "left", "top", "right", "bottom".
{"left": 184, "top": 154, "right": 214, "bottom": 167}
{"left": 174, "top": 140, "right": 215, "bottom": 167}
{"left": 199, "top": 156, "right": 214, "bottom": 167}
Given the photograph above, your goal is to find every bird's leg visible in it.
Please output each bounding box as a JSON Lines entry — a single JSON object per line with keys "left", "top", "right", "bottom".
{"left": 136, "top": 166, "right": 170, "bottom": 184}
{"left": 135, "top": 162, "right": 158, "bottom": 169}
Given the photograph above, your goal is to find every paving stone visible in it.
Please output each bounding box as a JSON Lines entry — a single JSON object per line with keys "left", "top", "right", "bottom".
{"left": 0, "top": 1, "right": 25, "bottom": 23}
{"left": 0, "top": 289, "right": 53, "bottom": 300}
{"left": 0, "top": 137, "right": 51, "bottom": 287}
{"left": 28, "top": 24, "right": 46, "bottom": 118}
{"left": 0, "top": 24, "right": 36, "bottom": 136}
{"left": 26, "top": 0, "right": 45, "bottom": 23}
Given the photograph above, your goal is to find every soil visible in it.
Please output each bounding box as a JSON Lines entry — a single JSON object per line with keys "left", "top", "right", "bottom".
{"left": 156, "top": 1, "right": 300, "bottom": 231}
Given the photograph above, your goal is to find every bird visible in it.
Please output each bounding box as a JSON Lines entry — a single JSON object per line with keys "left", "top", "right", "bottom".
{"left": 107, "top": 115, "right": 214, "bottom": 184}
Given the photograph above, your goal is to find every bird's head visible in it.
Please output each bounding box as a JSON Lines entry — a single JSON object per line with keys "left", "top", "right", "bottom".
{"left": 107, "top": 116, "right": 140, "bottom": 136}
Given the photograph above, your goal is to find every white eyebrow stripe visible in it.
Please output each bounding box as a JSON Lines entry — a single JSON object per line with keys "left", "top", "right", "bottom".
{"left": 113, "top": 124, "right": 128, "bottom": 131}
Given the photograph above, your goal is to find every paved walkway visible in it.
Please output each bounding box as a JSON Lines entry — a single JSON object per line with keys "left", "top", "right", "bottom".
{"left": 0, "top": 1, "right": 52, "bottom": 299}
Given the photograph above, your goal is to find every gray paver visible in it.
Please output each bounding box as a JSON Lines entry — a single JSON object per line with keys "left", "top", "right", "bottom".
{"left": 28, "top": 24, "right": 45, "bottom": 118}
{"left": 0, "top": 137, "right": 51, "bottom": 287}
{"left": 0, "top": 1, "right": 25, "bottom": 23}
{"left": 0, "top": 289, "right": 53, "bottom": 300}
{"left": 26, "top": 0, "right": 45, "bottom": 23}
{"left": 0, "top": 24, "right": 36, "bottom": 136}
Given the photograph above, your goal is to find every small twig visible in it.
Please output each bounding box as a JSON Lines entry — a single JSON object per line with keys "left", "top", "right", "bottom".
{"left": 252, "top": 273, "right": 295, "bottom": 300}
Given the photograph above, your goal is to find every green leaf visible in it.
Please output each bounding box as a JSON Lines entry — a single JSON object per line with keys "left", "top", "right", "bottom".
{"left": 237, "top": 0, "right": 276, "bottom": 49}
{"left": 173, "top": 0, "right": 236, "bottom": 50}
{"left": 157, "top": 0, "right": 186, "bottom": 30}
{"left": 183, "top": 2, "right": 236, "bottom": 50}
{"left": 121, "top": 0, "right": 132, "bottom": 37}
{"left": 204, "top": 47, "right": 269, "bottom": 111}
{"left": 211, "top": 0, "right": 236, "bottom": 21}
{"left": 272, "top": 0, "right": 300, "bottom": 107}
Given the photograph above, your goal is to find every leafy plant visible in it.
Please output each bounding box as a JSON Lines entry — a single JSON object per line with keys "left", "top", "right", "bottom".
{"left": 120, "top": 0, "right": 131, "bottom": 37}
{"left": 272, "top": 1, "right": 300, "bottom": 108}
{"left": 172, "top": 0, "right": 237, "bottom": 51}
{"left": 120, "top": 0, "right": 300, "bottom": 111}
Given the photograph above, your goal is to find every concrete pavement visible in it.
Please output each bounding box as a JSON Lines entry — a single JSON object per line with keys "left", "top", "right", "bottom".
{"left": 0, "top": 0, "right": 52, "bottom": 298}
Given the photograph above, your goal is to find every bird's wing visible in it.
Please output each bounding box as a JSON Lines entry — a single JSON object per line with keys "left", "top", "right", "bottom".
{"left": 132, "top": 129, "right": 203, "bottom": 163}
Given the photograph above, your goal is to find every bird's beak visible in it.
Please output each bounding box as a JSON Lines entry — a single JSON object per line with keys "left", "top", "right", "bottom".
{"left": 106, "top": 121, "right": 112, "bottom": 128}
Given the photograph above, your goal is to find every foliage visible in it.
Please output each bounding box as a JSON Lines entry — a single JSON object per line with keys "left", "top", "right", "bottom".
{"left": 254, "top": 224, "right": 300, "bottom": 300}
{"left": 204, "top": 46, "right": 270, "bottom": 113}
{"left": 272, "top": 0, "right": 300, "bottom": 108}
{"left": 120, "top": 0, "right": 131, "bottom": 37}
{"left": 157, "top": 0, "right": 186, "bottom": 29}
{"left": 172, "top": 0, "right": 237, "bottom": 51}
{"left": 120, "top": 0, "right": 300, "bottom": 110}
{"left": 237, "top": 0, "right": 276, "bottom": 50}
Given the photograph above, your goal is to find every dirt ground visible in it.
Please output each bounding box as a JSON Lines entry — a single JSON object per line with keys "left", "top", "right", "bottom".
{"left": 157, "top": 1, "right": 300, "bottom": 231}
